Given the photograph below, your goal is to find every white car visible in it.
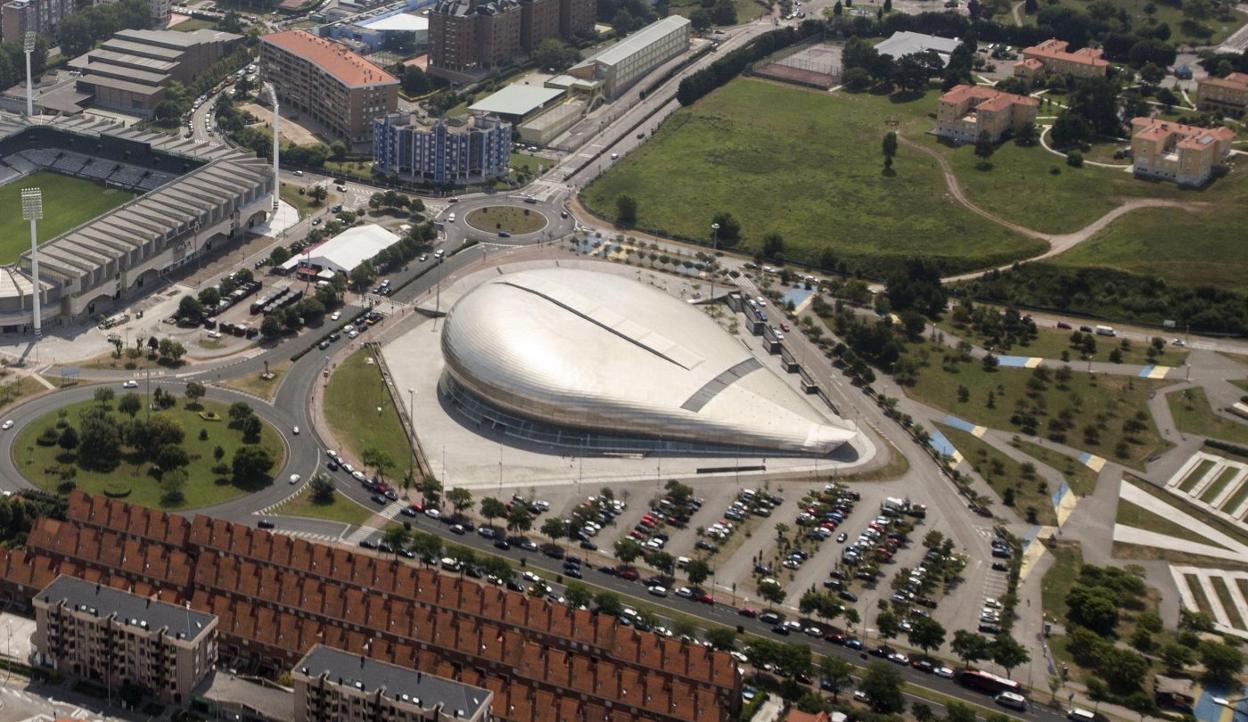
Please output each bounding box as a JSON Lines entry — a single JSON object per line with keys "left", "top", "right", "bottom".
{"left": 647, "top": 585, "right": 667, "bottom": 597}
{"left": 342, "top": 463, "right": 354, "bottom": 474}
{"left": 206, "top": 330, "right": 221, "bottom": 339}
{"left": 935, "top": 666, "right": 955, "bottom": 679}
{"left": 330, "top": 311, "right": 341, "bottom": 321}
{"left": 352, "top": 470, "right": 366, "bottom": 482}
{"left": 674, "top": 586, "right": 694, "bottom": 598}
{"left": 292, "top": 426, "right": 300, "bottom": 435}
{"left": 289, "top": 474, "right": 301, "bottom": 485}
{"left": 0, "top": 420, "right": 12, "bottom": 431}
{"left": 122, "top": 380, "right": 138, "bottom": 389}
{"left": 347, "top": 330, "right": 359, "bottom": 339}
{"left": 424, "top": 508, "right": 441, "bottom": 519}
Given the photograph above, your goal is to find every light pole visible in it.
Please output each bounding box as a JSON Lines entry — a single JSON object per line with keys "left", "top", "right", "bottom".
{"left": 23, "top": 32, "right": 36, "bottom": 118}
{"left": 21, "top": 187, "right": 42, "bottom": 337}
{"left": 407, "top": 387, "right": 416, "bottom": 491}
{"left": 709, "top": 222, "right": 719, "bottom": 301}
{"left": 264, "top": 82, "right": 280, "bottom": 213}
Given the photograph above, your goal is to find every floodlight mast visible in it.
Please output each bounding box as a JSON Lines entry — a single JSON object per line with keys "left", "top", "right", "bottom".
{"left": 22, "top": 32, "right": 35, "bottom": 117}
{"left": 21, "top": 188, "right": 43, "bottom": 336}
{"left": 265, "top": 82, "right": 279, "bottom": 212}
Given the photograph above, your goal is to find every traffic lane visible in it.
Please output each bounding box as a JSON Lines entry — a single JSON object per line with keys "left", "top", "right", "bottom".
{"left": 308, "top": 509, "right": 1048, "bottom": 722}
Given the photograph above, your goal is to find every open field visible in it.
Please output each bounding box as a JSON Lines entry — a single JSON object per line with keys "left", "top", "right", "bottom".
{"left": 1012, "top": 439, "right": 1099, "bottom": 496}
{"left": 466, "top": 206, "right": 547, "bottom": 235}
{"left": 940, "top": 315, "right": 1188, "bottom": 366}
{"left": 904, "top": 343, "right": 1172, "bottom": 468}
{"left": 324, "top": 349, "right": 412, "bottom": 477}
{"left": 1040, "top": 542, "right": 1082, "bottom": 630}
{"left": 1025, "top": 0, "right": 1248, "bottom": 45}
{"left": 1167, "top": 387, "right": 1248, "bottom": 446}
{"left": 938, "top": 423, "right": 1056, "bottom": 525}
{"left": 13, "top": 396, "right": 285, "bottom": 509}
{"left": 509, "top": 152, "right": 547, "bottom": 179}
{"left": 277, "top": 487, "right": 374, "bottom": 526}
{"left": 581, "top": 80, "right": 1045, "bottom": 275}
{"left": 0, "top": 171, "right": 136, "bottom": 264}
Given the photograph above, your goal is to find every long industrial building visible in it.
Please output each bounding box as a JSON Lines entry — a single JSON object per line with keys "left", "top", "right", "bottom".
{"left": 0, "top": 111, "right": 274, "bottom": 333}
{"left": 260, "top": 30, "right": 399, "bottom": 143}
{"left": 561, "top": 16, "right": 690, "bottom": 99}
{"left": 0, "top": 492, "right": 742, "bottom": 722}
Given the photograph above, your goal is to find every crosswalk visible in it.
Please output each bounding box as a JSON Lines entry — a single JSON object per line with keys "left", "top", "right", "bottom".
{"left": 275, "top": 529, "right": 342, "bottom": 543}
{"left": 0, "top": 686, "right": 97, "bottom": 720}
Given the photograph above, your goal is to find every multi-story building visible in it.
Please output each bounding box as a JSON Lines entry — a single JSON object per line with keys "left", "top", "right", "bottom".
{"left": 1015, "top": 38, "right": 1108, "bottom": 80}
{"left": 70, "top": 28, "right": 242, "bottom": 117}
{"left": 1130, "top": 116, "right": 1234, "bottom": 187}
{"left": 260, "top": 30, "right": 398, "bottom": 143}
{"left": 936, "top": 84, "right": 1038, "bottom": 144}
{"left": 374, "top": 112, "right": 510, "bottom": 185}
{"left": 1196, "top": 72, "right": 1248, "bottom": 118}
{"left": 0, "top": 491, "right": 743, "bottom": 722}
{"left": 294, "top": 645, "right": 493, "bottom": 722}
{"left": 429, "top": 0, "right": 593, "bottom": 79}
{"left": 149, "top": 0, "right": 169, "bottom": 28}
{"left": 564, "top": 15, "right": 689, "bottom": 99}
{"left": 33, "top": 575, "right": 218, "bottom": 704}
{"left": 1, "top": 0, "right": 73, "bottom": 43}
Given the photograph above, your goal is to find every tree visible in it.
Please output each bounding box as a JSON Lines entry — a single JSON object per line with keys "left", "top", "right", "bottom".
{"left": 480, "top": 497, "right": 507, "bottom": 526}
{"left": 1200, "top": 640, "right": 1244, "bottom": 685}
{"left": 177, "top": 295, "right": 204, "bottom": 324}
{"left": 228, "top": 401, "right": 254, "bottom": 427}
{"left": 155, "top": 444, "right": 189, "bottom": 472}
{"left": 540, "top": 517, "right": 567, "bottom": 546}
{"left": 361, "top": 447, "right": 395, "bottom": 483}
{"left": 614, "top": 538, "right": 643, "bottom": 564}
{"left": 706, "top": 627, "right": 737, "bottom": 650}
{"left": 534, "top": 37, "right": 580, "bottom": 71}
{"left": 1015, "top": 121, "right": 1038, "bottom": 146}
{"left": 1140, "top": 62, "right": 1165, "bottom": 85}
{"left": 232, "top": 445, "right": 274, "bottom": 483}
{"left": 157, "top": 338, "right": 186, "bottom": 363}
{"left": 57, "top": 425, "right": 79, "bottom": 452}
{"left": 94, "top": 387, "right": 115, "bottom": 406}
{"left": 761, "top": 232, "right": 784, "bottom": 260}
{"left": 758, "top": 579, "right": 785, "bottom": 606}
{"left": 860, "top": 661, "right": 905, "bottom": 713}
{"left": 350, "top": 262, "right": 377, "bottom": 292}
{"left": 690, "top": 8, "right": 711, "bottom": 31}
{"left": 1051, "top": 110, "right": 1091, "bottom": 147}
{"left": 309, "top": 474, "right": 335, "bottom": 504}
{"left": 710, "top": 212, "right": 741, "bottom": 248}
{"left": 944, "top": 701, "right": 977, "bottom": 722}
{"left": 77, "top": 408, "right": 121, "bottom": 471}
{"left": 616, "top": 194, "right": 638, "bottom": 228}
{"left": 951, "top": 630, "right": 991, "bottom": 667}
{"left": 1066, "top": 584, "right": 1119, "bottom": 635}
{"left": 309, "top": 185, "right": 328, "bottom": 205}
{"left": 907, "top": 616, "right": 946, "bottom": 656}
{"left": 198, "top": 287, "right": 221, "bottom": 309}
{"left": 447, "top": 487, "right": 473, "bottom": 515}
{"left": 594, "top": 591, "right": 623, "bottom": 616}
{"left": 991, "top": 635, "right": 1030, "bottom": 678}
{"left": 819, "top": 656, "right": 854, "bottom": 701}
{"left": 408, "top": 531, "right": 442, "bottom": 562}
{"left": 843, "top": 66, "right": 871, "bottom": 91}
{"left": 400, "top": 65, "right": 431, "bottom": 95}
{"left": 382, "top": 525, "right": 410, "bottom": 558}
{"left": 184, "top": 381, "right": 206, "bottom": 408}
{"left": 685, "top": 559, "right": 712, "bottom": 586}
{"left": 418, "top": 476, "right": 442, "bottom": 505}
{"left": 564, "top": 581, "right": 594, "bottom": 608}
{"left": 876, "top": 610, "right": 900, "bottom": 641}
{"left": 974, "top": 130, "right": 995, "bottom": 168}
{"left": 881, "top": 131, "right": 898, "bottom": 172}
{"left": 506, "top": 504, "right": 532, "bottom": 533}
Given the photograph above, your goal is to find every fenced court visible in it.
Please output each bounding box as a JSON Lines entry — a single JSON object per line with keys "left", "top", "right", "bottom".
{"left": 754, "top": 43, "right": 841, "bottom": 90}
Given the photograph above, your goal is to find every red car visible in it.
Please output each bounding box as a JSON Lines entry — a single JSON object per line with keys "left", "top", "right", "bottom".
{"left": 618, "top": 568, "right": 640, "bottom": 581}
{"left": 738, "top": 607, "right": 758, "bottom": 618}
{"left": 780, "top": 323, "right": 790, "bottom": 332}
{"left": 697, "top": 593, "right": 714, "bottom": 605}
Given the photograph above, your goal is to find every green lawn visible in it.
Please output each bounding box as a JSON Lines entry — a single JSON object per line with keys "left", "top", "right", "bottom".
{"left": 1027, "top": 0, "right": 1247, "bottom": 46}
{"left": 1210, "top": 575, "right": 1246, "bottom": 630}
{"left": 13, "top": 396, "right": 285, "bottom": 510}
{"left": 1167, "top": 387, "right": 1248, "bottom": 446}
{"left": 1200, "top": 465, "right": 1240, "bottom": 504}
{"left": 509, "top": 152, "right": 546, "bottom": 178}
{"left": 324, "top": 349, "right": 412, "bottom": 477}
{"left": 465, "top": 206, "right": 547, "bottom": 235}
{"left": 1012, "top": 439, "right": 1100, "bottom": 496}
{"left": 1040, "top": 542, "right": 1083, "bottom": 623}
{"left": 280, "top": 182, "right": 327, "bottom": 219}
{"left": 170, "top": 17, "right": 218, "bottom": 31}
{"left": 941, "top": 317, "right": 1188, "bottom": 366}
{"left": 581, "top": 80, "right": 1045, "bottom": 275}
{"left": 1130, "top": 476, "right": 1248, "bottom": 548}
{"left": 904, "top": 343, "right": 1171, "bottom": 469}
{"left": 276, "top": 487, "right": 375, "bottom": 526}
{"left": 1222, "top": 475, "right": 1248, "bottom": 515}
{"left": 1179, "top": 458, "right": 1217, "bottom": 493}
{"left": 220, "top": 360, "right": 291, "bottom": 402}
{"left": 1116, "top": 499, "right": 1222, "bottom": 547}
{"left": 1186, "top": 573, "right": 1215, "bottom": 616}
{"left": 0, "top": 171, "right": 136, "bottom": 264}
{"left": 939, "top": 422, "right": 1057, "bottom": 524}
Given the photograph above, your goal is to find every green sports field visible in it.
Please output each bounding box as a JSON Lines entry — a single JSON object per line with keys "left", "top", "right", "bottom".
{"left": 0, "top": 171, "right": 137, "bottom": 264}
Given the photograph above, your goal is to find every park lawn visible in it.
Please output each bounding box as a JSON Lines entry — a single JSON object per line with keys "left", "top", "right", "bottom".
{"left": 1179, "top": 458, "right": 1217, "bottom": 493}
{"left": 220, "top": 360, "right": 291, "bottom": 402}
{"left": 1012, "top": 439, "right": 1100, "bottom": 496}
{"left": 903, "top": 343, "right": 1172, "bottom": 469}
{"left": 1031, "top": 0, "right": 1246, "bottom": 45}
{"left": 1116, "top": 499, "right": 1223, "bottom": 547}
{"left": 938, "top": 423, "right": 1057, "bottom": 525}
{"left": 1040, "top": 542, "right": 1083, "bottom": 624}
{"left": 0, "top": 376, "right": 45, "bottom": 413}
{"left": 1131, "top": 476, "right": 1248, "bottom": 548}
{"left": 1167, "top": 386, "right": 1248, "bottom": 446}
{"left": 940, "top": 316, "right": 1188, "bottom": 366}
{"left": 1051, "top": 175, "right": 1248, "bottom": 293}
{"left": 1200, "top": 465, "right": 1240, "bottom": 504}
{"left": 323, "top": 159, "right": 375, "bottom": 178}
{"left": 280, "top": 182, "right": 327, "bottom": 218}
{"left": 581, "top": 79, "right": 1045, "bottom": 275}
{"left": 466, "top": 206, "right": 547, "bottom": 235}
{"left": 13, "top": 397, "right": 285, "bottom": 510}
{"left": 1210, "top": 576, "right": 1247, "bottom": 630}
{"left": 277, "top": 488, "right": 375, "bottom": 526}
{"left": 324, "top": 349, "right": 412, "bottom": 476}
{"left": 0, "top": 171, "right": 136, "bottom": 264}
{"left": 509, "top": 152, "right": 546, "bottom": 178}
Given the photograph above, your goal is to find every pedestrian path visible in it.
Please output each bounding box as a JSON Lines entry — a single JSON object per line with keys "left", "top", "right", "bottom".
{"left": 341, "top": 501, "right": 405, "bottom": 544}
{"left": 1138, "top": 364, "right": 1173, "bottom": 379}
{"left": 275, "top": 529, "right": 342, "bottom": 544}
{"left": 1113, "top": 480, "right": 1248, "bottom": 562}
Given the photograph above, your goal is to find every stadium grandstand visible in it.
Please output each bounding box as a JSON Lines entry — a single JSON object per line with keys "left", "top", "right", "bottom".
{"left": 0, "top": 110, "right": 273, "bottom": 333}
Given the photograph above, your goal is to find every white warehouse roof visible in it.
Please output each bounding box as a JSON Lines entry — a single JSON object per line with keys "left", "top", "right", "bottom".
{"left": 875, "top": 31, "right": 961, "bottom": 63}
{"left": 441, "top": 268, "right": 858, "bottom": 454}
{"left": 360, "top": 12, "right": 428, "bottom": 31}
{"left": 468, "top": 85, "right": 564, "bottom": 118}
{"left": 282, "top": 223, "right": 400, "bottom": 275}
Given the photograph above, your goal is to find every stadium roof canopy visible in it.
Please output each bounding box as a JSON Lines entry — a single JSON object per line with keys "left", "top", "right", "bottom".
{"left": 441, "top": 268, "right": 859, "bottom": 455}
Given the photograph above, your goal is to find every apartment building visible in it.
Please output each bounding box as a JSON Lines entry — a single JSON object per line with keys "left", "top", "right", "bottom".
{"left": 259, "top": 30, "right": 398, "bottom": 143}
{"left": 429, "top": 0, "right": 594, "bottom": 79}
{"left": 565, "top": 15, "right": 689, "bottom": 99}
{"left": 1130, "top": 116, "right": 1234, "bottom": 187}
{"left": 33, "top": 575, "right": 218, "bottom": 704}
{"left": 1016, "top": 38, "right": 1108, "bottom": 80}
{"left": 936, "top": 84, "right": 1039, "bottom": 144}
{"left": 1, "top": 0, "right": 72, "bottom": 43}
{"left": 1196, "top": 72, "right": 1248, "bottom": 118}
{"left": 374, "top": 112, "right": 510, "bottom": 185}
{"left": 0, "top": 492, "right": 742, "bottom": 722}
{"left": 294, "top": 645, "right": 493, "bottom": 722}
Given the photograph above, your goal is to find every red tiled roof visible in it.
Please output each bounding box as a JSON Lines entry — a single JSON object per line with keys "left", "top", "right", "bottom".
{"left": 1023, "top": 38, "right": 1108, "bottom": 68}
{"left": 940, "top": 83, "right": 1039, "bottom": 108}
{"left": 261, "top": 30, "right": 397, "bottom": 88}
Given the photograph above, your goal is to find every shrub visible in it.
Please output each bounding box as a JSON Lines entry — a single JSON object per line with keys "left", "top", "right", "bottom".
{"left": 36, "top": 427, "right": 59, "bottom": 446}
{"left": 1066, "top": 150, "right": 1084, "bottom": 167}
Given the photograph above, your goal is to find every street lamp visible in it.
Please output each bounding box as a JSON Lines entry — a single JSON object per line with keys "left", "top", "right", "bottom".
{"left": 22, "top": 32, "right": 35, "bottom": 118}
{"left": 21, "top": 187, "right": 42, "bottom": 337}
{"left": 709, "top": 222, "right": 720, "bottom": 301}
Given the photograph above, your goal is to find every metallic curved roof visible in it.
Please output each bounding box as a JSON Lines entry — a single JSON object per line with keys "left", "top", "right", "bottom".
{"left": 441, "top": 268, "right": 857, "bottom": 455}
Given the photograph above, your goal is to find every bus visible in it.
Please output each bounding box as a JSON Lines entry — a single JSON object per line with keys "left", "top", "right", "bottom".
{"left": 955, "top": 669, "right": 1024, "bottom": 697}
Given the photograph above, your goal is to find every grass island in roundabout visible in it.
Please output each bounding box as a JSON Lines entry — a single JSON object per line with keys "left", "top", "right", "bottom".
{"left": 12, "top": 392, "right": 286, "bottom": 510}
{"left": 465, "top": 205, "right": 548, "bottom": 236}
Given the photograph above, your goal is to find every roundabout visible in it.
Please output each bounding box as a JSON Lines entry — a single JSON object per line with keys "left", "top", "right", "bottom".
{"left": 464, "top": 205, "right": 549, "bottom": 236}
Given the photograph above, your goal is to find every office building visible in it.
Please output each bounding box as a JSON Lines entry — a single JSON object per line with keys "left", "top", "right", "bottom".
{"left": 260, "top": 30, "right": 398, "bottom": 143}
{"left": 0, "top": 491, "right": 742, "bottom": 722}
{"left": 936, "top": 84, "right": 1038, "bottom": 144}
{"left": 563, "top": 15, "right": 689, "bottom": 99}
{"left": 70, "top": 28, "right": 242, "bottom": 117}
{"left": 428, "top": 0, "right": 593, "bottom": 79}
{"left": 1196, "top": 72, "right": 1248, "bottom": 118}
{"left": 150, "top": 0, "right": 169, "bottom": 27}
{"left": 1130, "top": 116, "right": 1234, "bottom": 187}
{"left": 294, "top": 645, "right": 493, "bottom": 722}
{"left": 1, "top": 0, "right": 73, "bottom": 44}
{"left": 1015, "top": 38, "right": 1108, "bottom": 80}
{"left": 374, "top": 112, "right": 510, "bottom": 184}
{"left": 33, "top": 575, "right": 218, "bottom": 704}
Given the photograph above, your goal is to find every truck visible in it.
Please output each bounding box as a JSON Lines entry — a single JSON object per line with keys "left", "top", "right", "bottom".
{"left": 882, "top": 497, "right": 927, "bottom": 518}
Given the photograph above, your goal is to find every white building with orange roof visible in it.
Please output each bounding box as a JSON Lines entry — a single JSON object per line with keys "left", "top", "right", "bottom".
{"left": 1197, "top": 72, "right": 1248, "bottom": 118}
{"left": 937, "top": 84, "right": 1039, "bottom": 144}
{"left": 1130, "top": 117, "right": 1235, "bottom": 187}
{"left": 1017, "top": 38, "right": 1108, "bottom": 80}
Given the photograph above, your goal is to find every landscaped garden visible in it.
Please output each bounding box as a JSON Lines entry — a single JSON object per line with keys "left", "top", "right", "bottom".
{"left": 277, "top": 477, "right": 375, "bottom": 526}
{"left": 937, "top": 422, "right": 1057, "bottom": 525}
{"left": 13, "top": 387, "right": 285, "bottom": 509}
{"left": 465, "top": 206, "right": 548, "bottom": 235}
{"left": 324, "top": 350, "right": 412, "bottom": 475}
{"left": 1167, "top": 387, "right": 1248, "bottom": 446}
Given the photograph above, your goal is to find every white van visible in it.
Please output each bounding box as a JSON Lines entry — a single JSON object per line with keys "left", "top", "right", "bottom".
{"left": 676, "top": 556, "right": 692, "bottom": 569}
{"left": 1094, "top": 325, "right": 1116, "bottom": 337}
{"left": 447, "top": 212, "right": 456, "bottom": 223}
{"left": 1067, "top": 708, "right": 1097, "bottom": 722}
{"left": 995, "top": 692, "right": 1027, "bottom": 711}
